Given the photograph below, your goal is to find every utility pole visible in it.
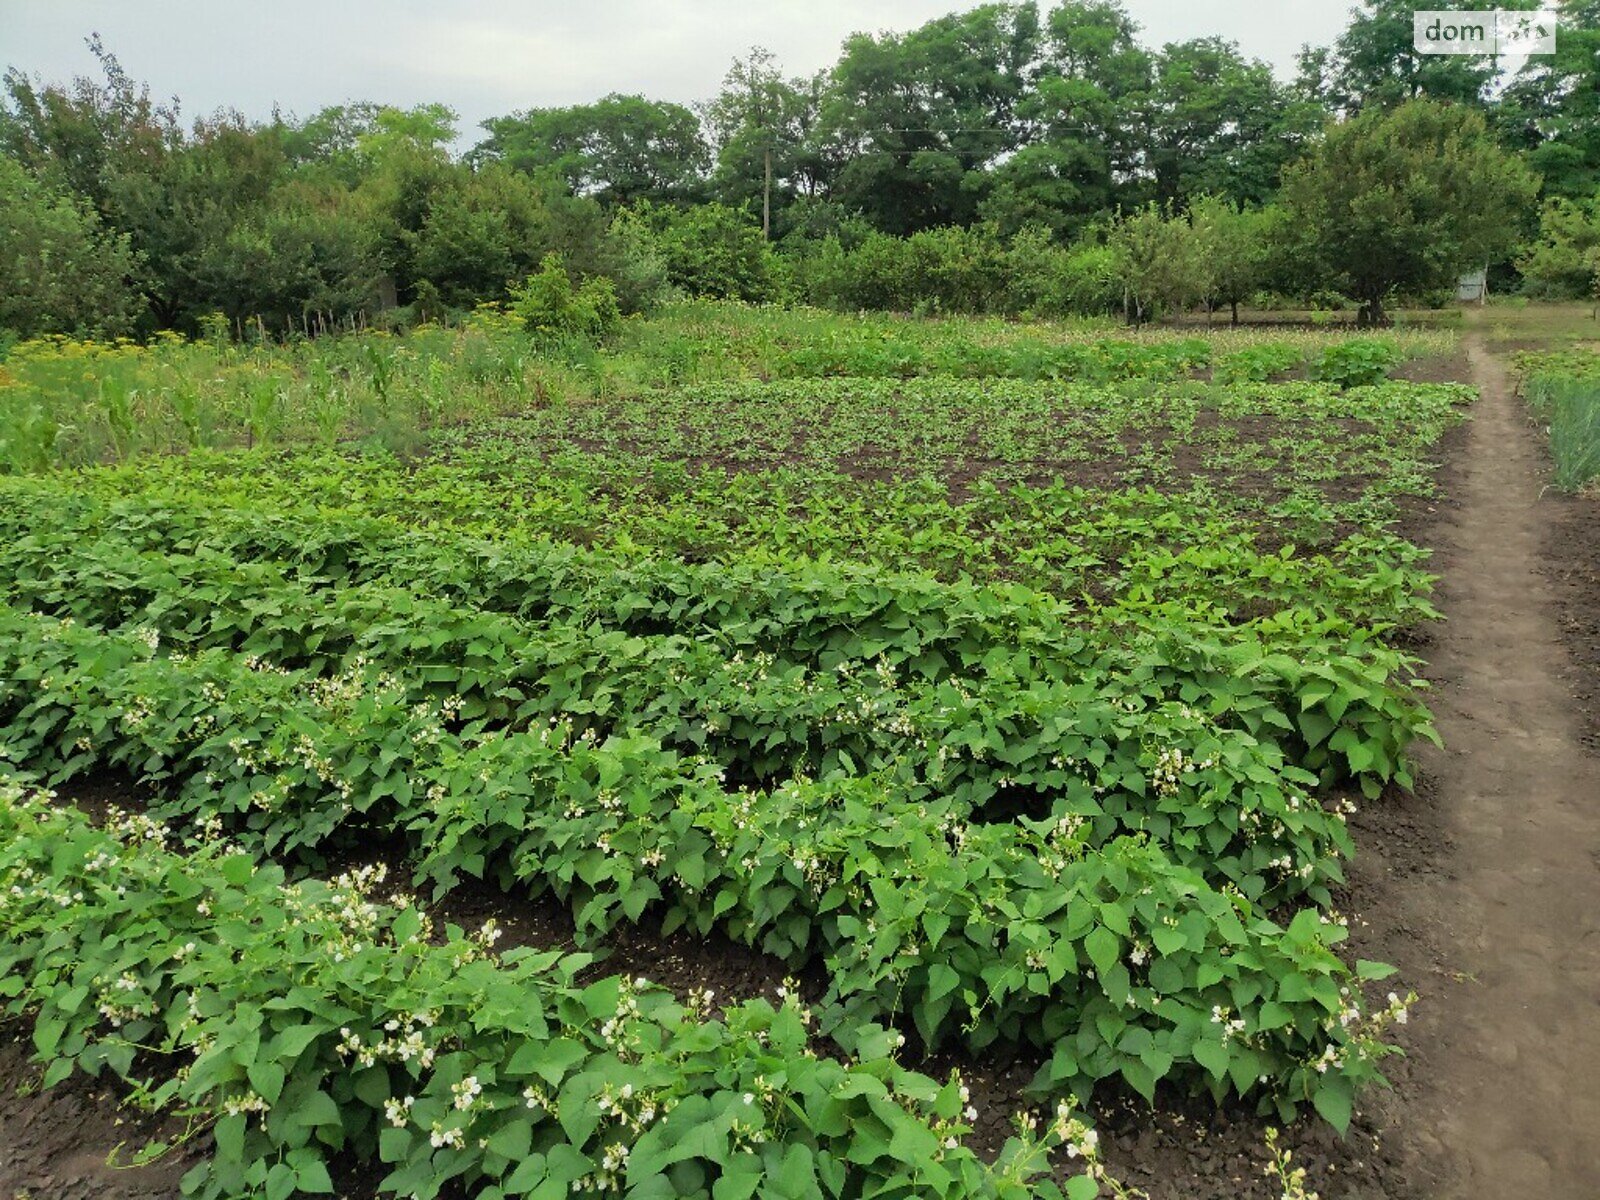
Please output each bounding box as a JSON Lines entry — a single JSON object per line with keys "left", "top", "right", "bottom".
{"left": 762, "top": 144, "right": 772, "bottom": 241}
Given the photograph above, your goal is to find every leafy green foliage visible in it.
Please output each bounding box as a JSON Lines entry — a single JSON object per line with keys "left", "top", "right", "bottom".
{"left": 0, "top": 307, "right": 1459, "bottom": 472}
{"left": 0, "top": 494, "right": 1384, "bottom": 903}
{"left": 1213, "top": 344, "right": 1304, "bottom": 384}
{"left": 0, "top": 301, "right": 1459, "bottom": 1181}
{"left": 1309, "top": 340, "right": 1402, "bottom": 390}
{"left": 1516, "top": 197, "right": 1600, "bottom": 299}
{"left": 1280, "top": 99, "right": 1538, "bottom": 325}
{"left": 476, "top": 94, "right": 709, "bottom": 206}
{"left": 1107, "top": 204, "right": 1206, "bottom": 324}
{"left": 648, "top": 204, "right": 776, "bottom": 302}
{"left": 509, "top": 254, "right": 621, "bottom": 344}
{"left": 800, "top": 226, "right": 1011, "bottom": 315}
{"left": 0, "top": 604, "right": 1397, "bottom": 1119}
{"left": 0, "top": 782, "right": 1096, "bottom": 1199}
{"left": 1495, "top": 0, "right": 1600, "bottom": 200}
{"left": 1320, "top": 0, "right": 1499, "bottom": 111}
{"left": 0, "top": 155, "right": 142, "bottom": 338}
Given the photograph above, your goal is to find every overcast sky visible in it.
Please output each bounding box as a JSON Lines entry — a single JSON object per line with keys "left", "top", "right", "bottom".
{"left": 0, "top": 1, "right": 1356, "bottom": 147}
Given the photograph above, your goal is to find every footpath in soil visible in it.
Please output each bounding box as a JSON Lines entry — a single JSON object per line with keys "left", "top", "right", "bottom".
{"left": 1388, "top": 338, "right": 1600, "bottom": 1196}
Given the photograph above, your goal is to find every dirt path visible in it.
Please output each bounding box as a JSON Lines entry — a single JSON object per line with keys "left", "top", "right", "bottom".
{"left": 1404, "top": 337, "right": 1600, "bottom": 1196}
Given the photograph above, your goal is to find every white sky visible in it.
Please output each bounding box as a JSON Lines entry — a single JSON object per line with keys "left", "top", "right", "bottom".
{"left": 0, "top": 1, "right": 1357, "bottom": 146}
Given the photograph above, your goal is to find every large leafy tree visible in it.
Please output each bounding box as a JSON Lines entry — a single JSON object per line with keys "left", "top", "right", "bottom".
{"left": 1281, "top": 99, "right": 1539, "bottom": 324}
{"left": 0, "top": 35, "right": 175, "bottom": 219}
{"left": 1517, "top": 197, "right": 1600, "bottom": 297}
{"left": 983, "top": 0, "right": 1150, "bottom": 235}
{"left": 1497, "top": 0, "right": 1600, "bottom": 199}
{"left": 406, "top": 164, "right": 553, "bottom": 309}
{"left": 352, "top": 149, "right": 555, "bottom": 309}
{"left": 191, "top": 180, "right": 375, "bottom": 332}
{"left": 278, "top": 102, "right": 456, "bottom": 185}
{"left": 821, "top": 3, "right": 1040, "bottom": 234}
{"left": 476, "top": 95, "right": 708, "bottom": 205}
{"left": 105, "top": 116, "right": 288, "bottom": 327}
{"left": 1323, "top": 0, "right": 1504, "bottom": 112}
{"left": 1, "top": 39, "right": 302, "bottom": 328}
{"left": 701, "top": 48, "right": 827, "bottom": 237}
{"left": 647, "top": 202, "right": 775, "bottom": 301}
{"left": 1144, "top": 39, "right": 1321, "bottom": 207}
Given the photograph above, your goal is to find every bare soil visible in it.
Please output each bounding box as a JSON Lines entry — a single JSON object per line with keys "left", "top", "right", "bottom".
{"left": 1376, "top": 339, "right": 1600, "bottom": 1196}
{"left": 0, "top": 1032, "right": 194, "bottom": 1200}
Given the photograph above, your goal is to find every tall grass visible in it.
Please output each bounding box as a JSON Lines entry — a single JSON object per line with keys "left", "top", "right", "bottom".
{"left": 0, "top": 311, "right": 585, "bottom": 473}
{"left": 0, "top": 299, "right": 1460, "bottom": 474}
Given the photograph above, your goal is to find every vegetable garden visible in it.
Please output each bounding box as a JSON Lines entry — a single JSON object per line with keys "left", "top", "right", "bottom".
{"left": 0, "top": 308, "right": 1468, "bottom": 1198}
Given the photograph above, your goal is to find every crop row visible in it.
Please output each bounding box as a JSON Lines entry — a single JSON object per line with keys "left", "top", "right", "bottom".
{"left": 22, "top": 456, "right": 1444, "bottom": 628}
{"left": 426, "top": 376, "right": 1467, "bottom": 520}
{"left": 74, "top": 374, "right": 1469, "bottom": 543}
{"left": 0, "top": 511, "right": 1372, "bottom": 908}
{"left": 1515, "top": 349, "right": 1600, "bottom": 492}
{"left": 0, "top": 311, "right": 1454, "bottom": 474}
{"left": 0, "top": 482, "right": 1438, "bottom": 798}
{"left": 0, "top": 779, "right": 1106, "bottom": 1200}
{"left": 0, "top": 606, "right": 1398, "bottom": 1126}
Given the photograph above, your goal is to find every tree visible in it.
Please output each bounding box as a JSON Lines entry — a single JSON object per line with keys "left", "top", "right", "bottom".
{"left": 1325, "top": 0, "right": 1502, "bottom": 112}
{"left": 1188, "top": 195, "right": 1275, "bottom": 323}
{"left": 191, "top": 181, "right": 375, "bottom": 332}
{"left": 1497, "top": 0, "right": 1600, "bottom": 200}
{"left": 1517, "top": 197, "right": 1600, "bottom": 297}
{"left": 820, "top": 3, "right": 1040, "bottom": 234}
{"left": 1005, "top": 229, "right": 1124, "bottom": 317}
{"left": 408, "top": 164, "right": 551, "bottom": 308}
{"left": 984, "top": 0, "right": 1150, "bottom": 235}
{"left": 509, "top": 253, "right": 620, "bottom": 344}
{"left": 1107, "top": 203, "right": 1205, "bottom": 324}
{"left": 702, "top": 48, "right": 822, "bottom": 238}
{"left": 0, "top": 35, "right": 176, "bottom": 219}
{"left": 278, "top": 103, "right": 456, "bottom": 185}
{"left": 1144, "top": 39, "right": 1318, "bottom": 207}
{"left": 105, "top": 115, "right": 288, "bottom": 328}
{"left": 476, "top": 95, "right": 708, "bottom": 205}
{"left": 1280, "top": 99, "right": 1539, "bottom": 324}
{"left": 0, "top": 155, "right": 141, "bottom": 337}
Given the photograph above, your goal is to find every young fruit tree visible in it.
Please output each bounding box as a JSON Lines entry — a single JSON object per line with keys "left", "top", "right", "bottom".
{"left": 1108, "top": 202, "right": 1205, "bottom": 325}
{"left": 1188, "top": 195, "right": 1277, "bottom": 325}
{"left": 1281, "top": 98, "right": 1538, "bottom": 325}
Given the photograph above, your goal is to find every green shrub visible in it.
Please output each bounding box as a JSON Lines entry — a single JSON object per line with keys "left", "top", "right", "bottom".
{"left": 0, "top": 780, "right": 1098, "bottom": 1200}
{"left": 509, "top": 253, "right": 620, "bottom": 343}
{"left": 901, "top": 226, "right": 1009, "bottom": 314}
{"left": 799, "top": 226, "right": 1012, "bottom": 315}
{"left": 0, "top": 157, "right": 144, "bottom": 339}
{"left": 1006, "top": 231, "right": 1122, "bottom": 319}
{"left": 651, "top": 203, "right": 775, "bottom": 302}
{"left": 801, "top": 231, "right": 910, "bottom": 311}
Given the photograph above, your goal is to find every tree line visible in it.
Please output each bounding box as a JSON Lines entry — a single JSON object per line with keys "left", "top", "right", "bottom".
{"left": 2, "top": 0, "right": 1596, "bottom": 340}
